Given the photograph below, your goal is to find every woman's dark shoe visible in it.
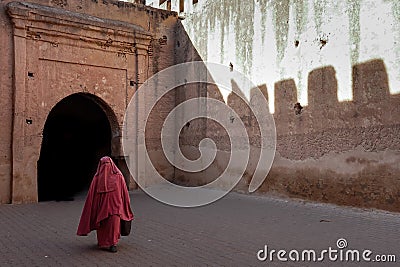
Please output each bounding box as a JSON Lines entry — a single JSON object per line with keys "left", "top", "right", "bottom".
{"left": 109, "top": 245, "right": 117, "bottom": 253}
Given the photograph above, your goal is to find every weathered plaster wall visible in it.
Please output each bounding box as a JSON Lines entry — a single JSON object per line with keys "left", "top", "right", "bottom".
{"left": 175, "top": 0, "right": 400, "bottom": 211}
{"left": 0, "top": 3, "right": 14, "bottom": 203}
{"left": 0, "top": 0, "right": 178, "bottom": 203}
{"left": 2, "top": 0, "right": 399, "bottom": 211}
{"left": 181, "top": 0, "right": 400, "bottom": 108}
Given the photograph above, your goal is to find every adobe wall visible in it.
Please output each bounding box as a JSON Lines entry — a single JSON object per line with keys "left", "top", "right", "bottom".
{"left": 0, "top": 1, "right": 14, "bottom": 204}
{"left": 0, "top": 0, "right": 178, "bottom": 203}
{"left": 2, "top": 0, "right": 399, "bottom": 212}
{"left": 175, "top": 0, "right": 400, "bottom": 211}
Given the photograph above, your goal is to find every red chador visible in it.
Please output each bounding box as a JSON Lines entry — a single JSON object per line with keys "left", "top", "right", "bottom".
{"left": 77, "top": 156, "right": 133, "bottom": 252}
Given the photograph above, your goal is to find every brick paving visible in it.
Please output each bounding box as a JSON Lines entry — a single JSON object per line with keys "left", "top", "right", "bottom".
{"left": 0, "top": 190, "right": 399, "bottom": 266}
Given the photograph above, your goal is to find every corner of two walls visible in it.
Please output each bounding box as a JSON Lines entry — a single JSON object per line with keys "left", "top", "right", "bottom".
{"left": 0, "top": 0, "right": 180, "bottom": 202}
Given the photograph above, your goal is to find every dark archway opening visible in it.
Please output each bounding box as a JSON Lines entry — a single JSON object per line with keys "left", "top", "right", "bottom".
{"left": 38, "top": 93, "right": 112, "bottom": 201}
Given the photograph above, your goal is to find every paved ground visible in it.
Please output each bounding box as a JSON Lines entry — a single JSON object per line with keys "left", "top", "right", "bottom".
{"left": 0, "top": 190, "right": 399, "bottom": 266}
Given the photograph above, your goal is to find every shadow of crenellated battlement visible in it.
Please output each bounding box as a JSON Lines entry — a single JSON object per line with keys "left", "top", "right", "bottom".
{"left": 274, "top": 60, "right": 398, "bottom": 129}
{"left": 263, "top": 59, "right": 400, "bottom": 160}
{"left": 204, "top": 58, "right": 400, "bottom": 211}
{"left": 174, "top": 17, "right": 400, "bottom": 211}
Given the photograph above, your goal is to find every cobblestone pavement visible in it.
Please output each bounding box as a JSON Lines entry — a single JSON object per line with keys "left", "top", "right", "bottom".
{"left": 0, "top": 190, "right": 399, "bottom": 266}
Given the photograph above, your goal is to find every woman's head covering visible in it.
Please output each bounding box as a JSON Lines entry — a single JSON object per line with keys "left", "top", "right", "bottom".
{"left": 95, "top": 156, "right": 122, "bottom": 193}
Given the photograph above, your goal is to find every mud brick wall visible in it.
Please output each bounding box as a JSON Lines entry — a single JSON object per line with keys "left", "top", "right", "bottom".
{"left": 0, "top": 0, "right": 179, "bottom": 203}
{"left": 264, "top": 60, "right": 400, "bottom": 212}
{"left": 175, "top": 0, "right": 400, "bottom": 212}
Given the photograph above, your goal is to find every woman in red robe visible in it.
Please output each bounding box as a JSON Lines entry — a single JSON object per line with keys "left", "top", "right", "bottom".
{"left": 77, "top": 156, "right": 133, "bottom": 253}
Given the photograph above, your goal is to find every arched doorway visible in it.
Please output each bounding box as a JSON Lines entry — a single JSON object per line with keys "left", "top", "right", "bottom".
{"left": 38, "top": 93, "right": 114, "bottom": 201}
